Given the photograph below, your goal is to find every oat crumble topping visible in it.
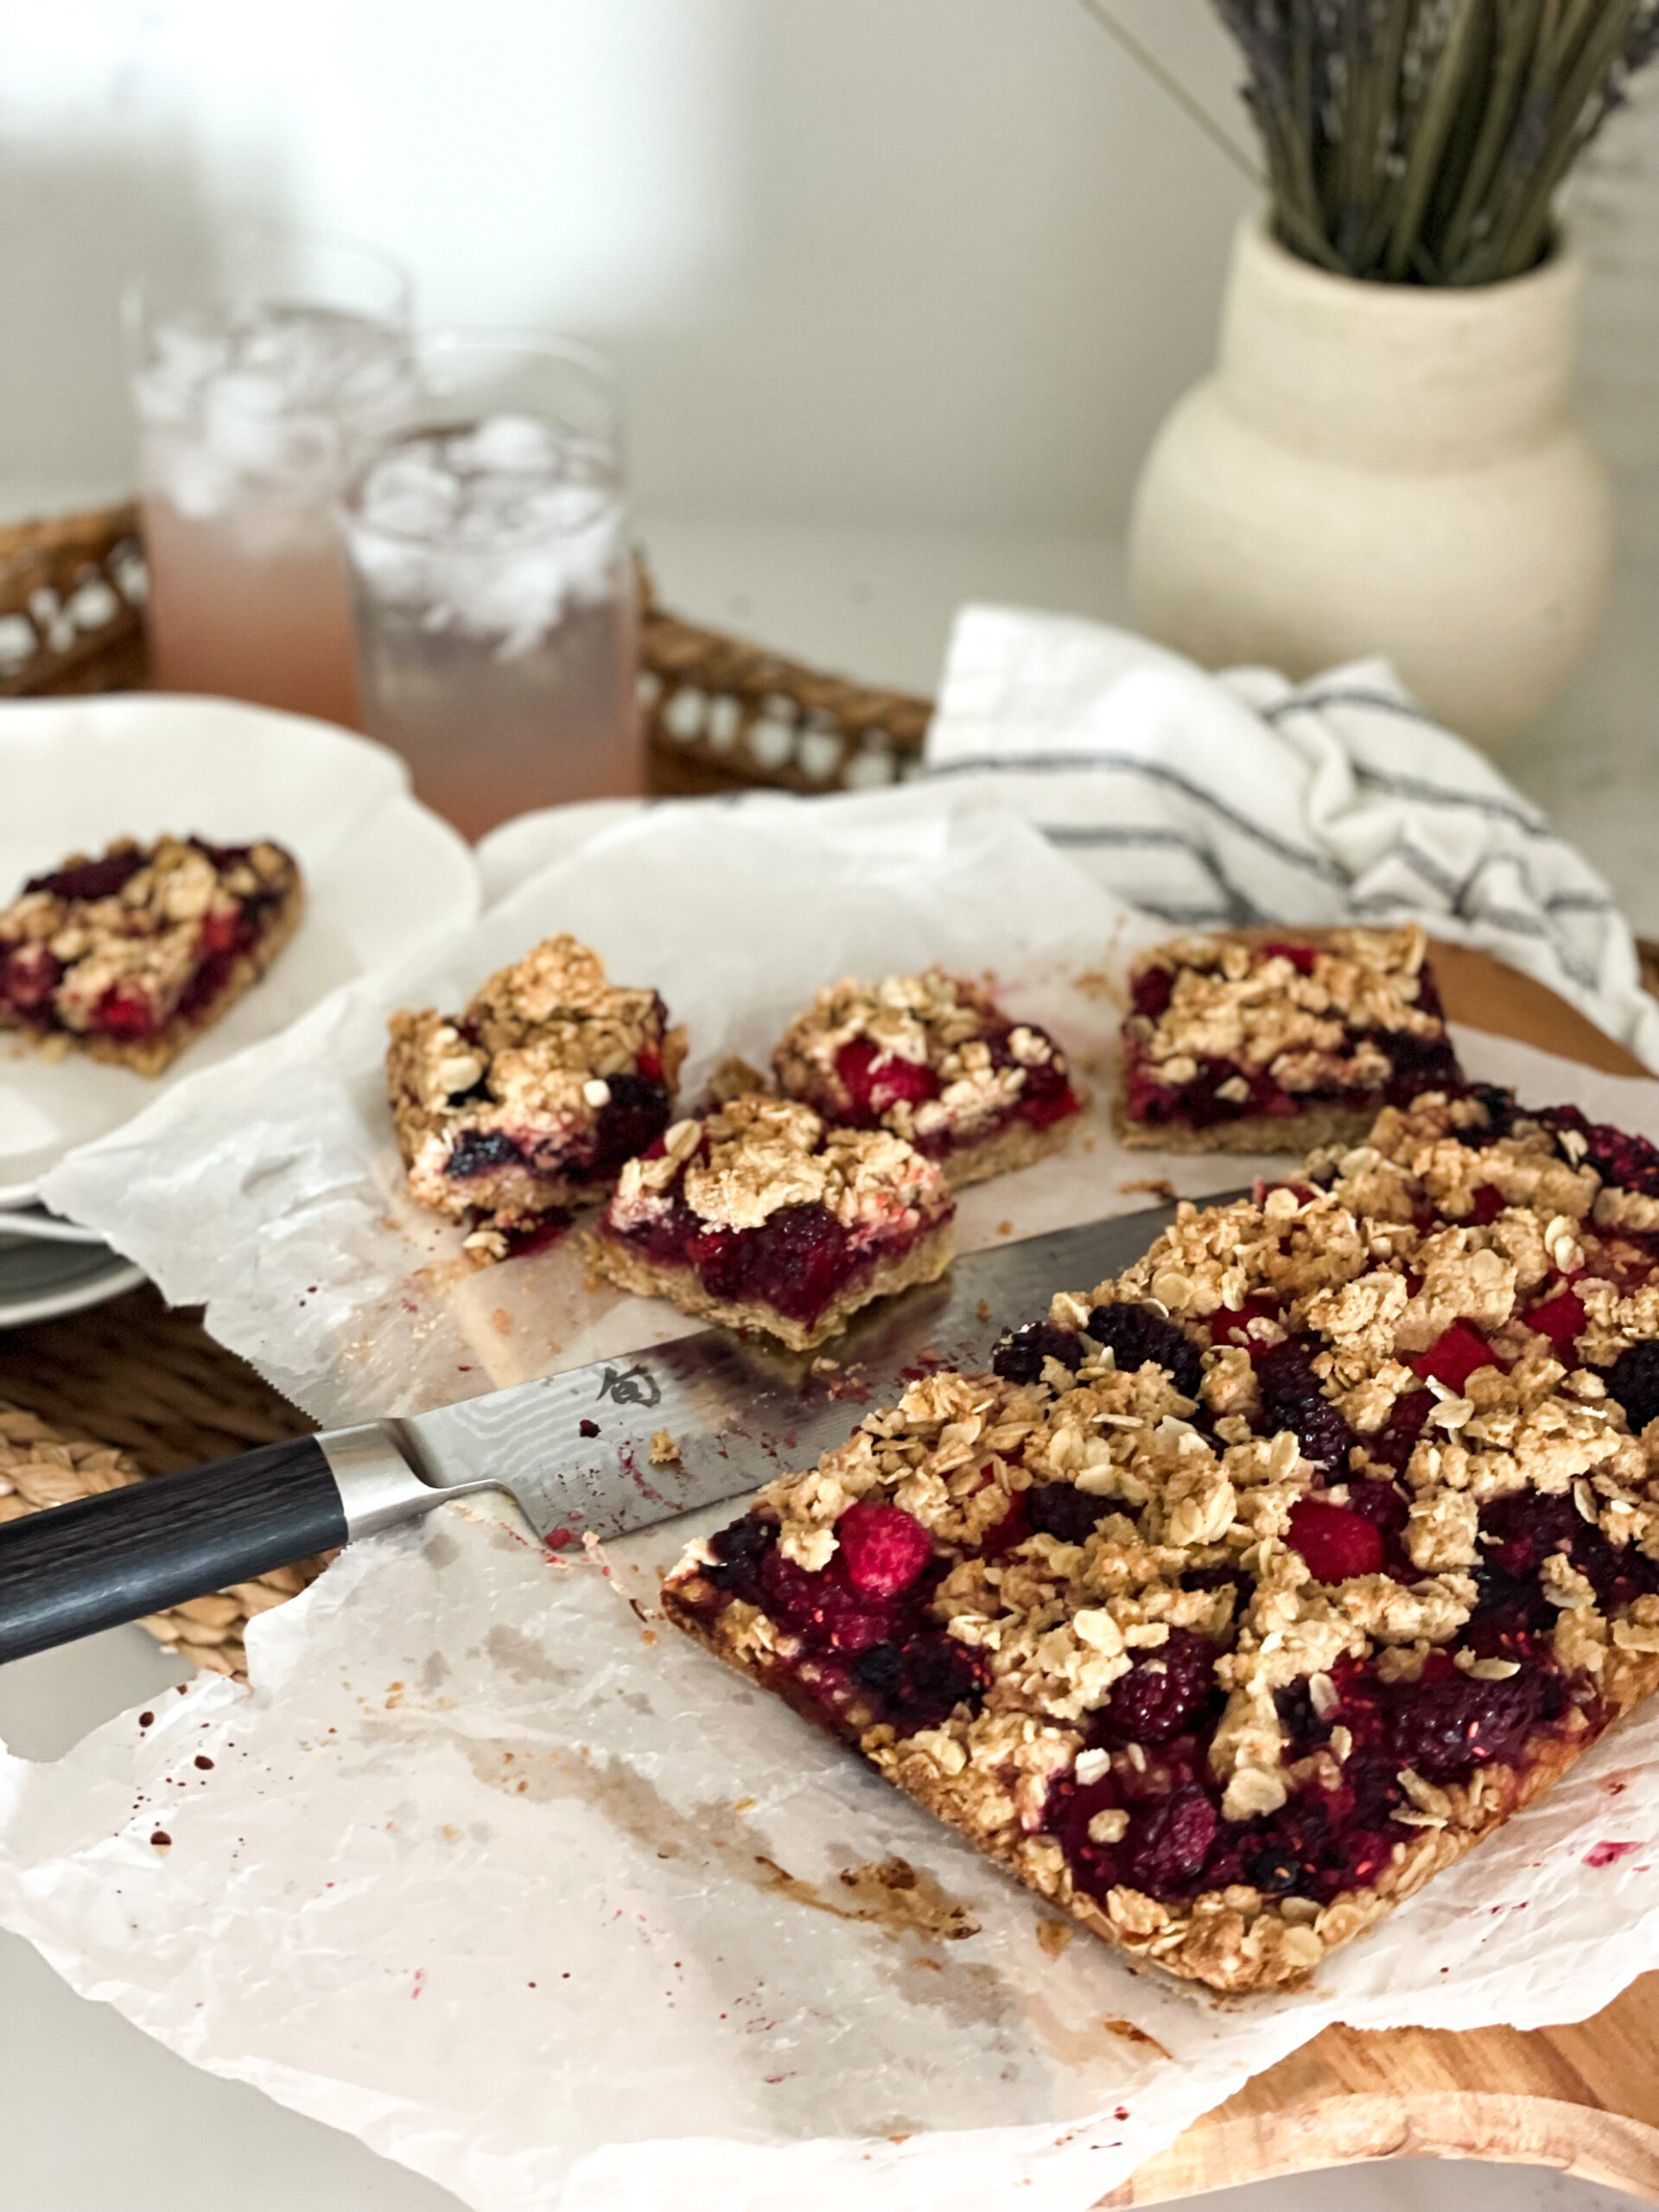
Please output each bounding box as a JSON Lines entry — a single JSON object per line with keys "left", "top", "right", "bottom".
{"left": 610, "top": 1093, "right": 951, "bottom": 1242}
{"left": 665, "top": 1084, "right": 1659, "bottom": 1990}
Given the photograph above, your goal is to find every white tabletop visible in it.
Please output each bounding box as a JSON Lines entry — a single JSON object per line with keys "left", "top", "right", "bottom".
{"left": 3, "top": 518, "right": 1656, "bottom": 2209}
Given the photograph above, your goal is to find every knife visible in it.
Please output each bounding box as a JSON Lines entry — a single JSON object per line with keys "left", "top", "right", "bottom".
{"left": 0, "top": 1201, "right": 1191, "bottom": 1667}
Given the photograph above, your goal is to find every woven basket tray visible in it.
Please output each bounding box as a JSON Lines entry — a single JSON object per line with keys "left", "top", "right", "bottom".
{"left": 0, "top": 497, "right": 1655, "bottom": 1674}
{"left": 0, "top": 500, "right": 931, "bottom": 800}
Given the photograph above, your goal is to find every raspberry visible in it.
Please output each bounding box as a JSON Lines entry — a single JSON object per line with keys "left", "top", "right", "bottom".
{"left": 1085, "top": 1303, "right": 1204, "bottom": 1399}
{"left": 1465, "top": 1185, "right": 1505, "bottom": 1226}
{"left": 93, "top": 984, "right": 160, "bottom": 1041}
{"left": 1102, "top": 1629, "right": 1219, "bottom": 1745}
{"left": 1287, "top": 1497, "right": 1385, "bottom": 1583}
{"left": 1131, "top": 966, "right": 1173, "bottom": 1020}
{"left": 991, "top": 1321, "right": 1083, "bottom": 1386}
{"left": 836, "top": 1500, "right": 933, "bottom": 1596}
{"left": 1608, "top": 1342, "right": 1659, "bottom": 1435}
{"left": 835, "top": 1037, "right": 938, "bottom": 1122}
{"left": 1522, "top": 1290, "right": 1587, "bottom": 1358}
{"left": 1257, "top": 1338, "right": 1355, "bottom": 1471}
{"left": 1410, "top": 1322, "right": 1498, "bottom": 1393}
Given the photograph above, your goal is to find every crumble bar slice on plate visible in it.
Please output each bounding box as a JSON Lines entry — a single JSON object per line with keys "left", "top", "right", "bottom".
{"left": 0, "top": 834, "right": 303, "bottom": 1077}
{"left": 1118, "top": 924, "right": 1464, "bottom": 1154}
{"left": 772, "top": 968, "right": 1084, "bottom": 1188}
{"left": 388, "top": 933, "right": 687, "bottom": 1267}
{"left": 664, "top": 1087, "right": 1659, "bottom": 1993}
{"left": 588, "top": 1092, "right": 955, "bottom": 1351}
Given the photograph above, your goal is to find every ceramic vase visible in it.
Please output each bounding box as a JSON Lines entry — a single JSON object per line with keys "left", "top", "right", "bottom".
{"left": 1128, "top": 213, "right": 1615, "bottom": 751}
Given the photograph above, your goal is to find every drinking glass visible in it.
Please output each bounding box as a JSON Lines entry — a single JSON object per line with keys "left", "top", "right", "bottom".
{"left": 128, "top": 234, "right": 413, "bottom": 728}
{"left": 338, "top": 333, "right": 642, "bottom": 840}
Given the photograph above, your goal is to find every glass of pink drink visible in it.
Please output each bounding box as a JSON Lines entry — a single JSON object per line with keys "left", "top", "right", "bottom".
{"left": 128, "top": 237, "right": 412, "bottom": 728}
{"left": 339, "top": 334, "right": 643, "bottom": 841}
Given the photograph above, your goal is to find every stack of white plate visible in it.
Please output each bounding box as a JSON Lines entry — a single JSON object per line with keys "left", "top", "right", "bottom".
{"left": 0, "top": 1198, "right": 144, "bottom": 1328}
{"left": 0, "top": 693, "right": 480, "bottom": 1336}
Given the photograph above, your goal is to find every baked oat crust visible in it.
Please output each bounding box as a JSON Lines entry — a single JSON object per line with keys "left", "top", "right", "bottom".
{"left": 0, "top": 836, "right": 304, "bottom": 1077}
{"left": 587, "top": 1218, "right": 955, "bottom": 1353}
{"left": 664, "top": 1087, "right": 1659, "bottom": 1991}
{"left": 1114, "top": 1098, "right": 1379, "bottom": 1157}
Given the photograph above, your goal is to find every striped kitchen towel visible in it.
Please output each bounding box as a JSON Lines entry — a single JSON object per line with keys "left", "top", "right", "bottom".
{"left": 925, "top": 604, "right": 1659, "bottom": 1074}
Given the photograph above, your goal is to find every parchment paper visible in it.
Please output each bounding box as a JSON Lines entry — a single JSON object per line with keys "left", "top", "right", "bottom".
{"left": 12, "top": 788, "right": 1659, "bottom": 2212}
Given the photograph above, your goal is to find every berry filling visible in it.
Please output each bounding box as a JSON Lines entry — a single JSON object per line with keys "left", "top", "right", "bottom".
{"left": 683, "top": 1510, "right": 987, "bottom": 1736}
{"left": 605, "top": 1180, "right": 919, "bottom": 1331}
{"left": 828, "top": 1014, "right": 1079, "bottom": 1151}
{"left": 440, "top": 1071, "right": 674, "bottom": 1194}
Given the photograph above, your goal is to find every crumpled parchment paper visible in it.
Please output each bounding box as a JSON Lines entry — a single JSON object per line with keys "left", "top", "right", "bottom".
{"left": 10, "top": 786, "right": 1659, "bottom": 2212}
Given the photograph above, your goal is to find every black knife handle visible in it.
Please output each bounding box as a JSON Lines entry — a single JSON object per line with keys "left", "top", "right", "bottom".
{"left": 0, "top": 1436, "right": 348, "bottom": 1667}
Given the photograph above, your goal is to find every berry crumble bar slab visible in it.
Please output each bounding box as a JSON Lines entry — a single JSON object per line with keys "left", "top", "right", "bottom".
{"left": 664, "top": 1087, "right": 1659, "bottom": 1993}
{"left": 1118, "top": 925, "right": 1465, "bottom": 1155}
{"left": 587, "top": 1092, "right": 956, "bottom": 1352}
{"left": 0, "top": 835, "right": 303, "bottom": 1077}
{"left": 772, "top": 969, "right": 1084, "bottom": 1188}
{"left": 388, "top": 934, "right": 687, "bottom": 1267}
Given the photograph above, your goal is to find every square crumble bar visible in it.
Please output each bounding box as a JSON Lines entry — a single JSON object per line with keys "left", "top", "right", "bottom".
{"left": 0, "top": 835, "right": 303, "bottom": 1077}
{"left": 772, "top": 969, "right": 1084, "bottom": 1187}
{"left": 388, "top": 934, "right": 687, "bottom": 1266}
{"left": 665, "top": 1088, "right": 1659, "bottom": 1992}
{"left": 588, "top": 1092, "right": 956, "bottom": 1351}
{"left": 1117, "top": 925, "right": 1465, "bottom": 1154}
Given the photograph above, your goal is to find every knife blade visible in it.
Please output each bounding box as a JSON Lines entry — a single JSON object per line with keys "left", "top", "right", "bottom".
{"left": 0, "top": 1198, "right": 1200, "bottom": 1665}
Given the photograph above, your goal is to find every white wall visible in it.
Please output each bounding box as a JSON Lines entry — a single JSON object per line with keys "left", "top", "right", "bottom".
{"left": 0, "top": 0, "right": 1255, "bottom": 530}
{"left": 1, "top": 3, "right": 1651, "bottom": 542}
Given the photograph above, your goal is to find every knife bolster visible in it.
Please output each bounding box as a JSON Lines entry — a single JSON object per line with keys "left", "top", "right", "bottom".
{"left": 320, "top": 1425, "right": 454, "bottom": 1540}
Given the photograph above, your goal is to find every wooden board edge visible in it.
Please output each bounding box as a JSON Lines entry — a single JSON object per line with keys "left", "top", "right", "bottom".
{"left": 1102, "top": 2090, "right": 1659, "bottom": 2206}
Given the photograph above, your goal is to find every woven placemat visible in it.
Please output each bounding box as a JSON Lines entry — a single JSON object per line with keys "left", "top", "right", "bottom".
{"left": 0, "top": 1287, "right": 327, "bottom": 1676}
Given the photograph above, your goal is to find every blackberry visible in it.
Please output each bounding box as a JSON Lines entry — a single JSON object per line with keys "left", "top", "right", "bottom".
{"left": 1608, "top": 1342, "right": 1659, "bottom": 1436}
{"left": 1256, "top": 1337, "right": 1355, "bottom": 1472}
{"left": 1027, "top": 1483, "right": 1108, "bottom": 1546}
{"left": 1103, "top": 1630, "right": 1220, "bottom": 1745}
{"left": 1085, "top": 1303, "right": 1204, "bottom": 1398}
{"left": 991, "top": 1321, "right": 1084, "bottom": 1386}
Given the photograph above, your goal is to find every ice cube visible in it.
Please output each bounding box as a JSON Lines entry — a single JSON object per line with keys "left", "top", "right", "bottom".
{"left": 461, "top": 414, "right": 566, "bottom": 475}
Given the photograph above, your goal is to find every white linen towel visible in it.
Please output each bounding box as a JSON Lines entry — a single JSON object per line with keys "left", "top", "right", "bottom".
{"left": 925, "top": 606, "right": 1659, "bottom": 1074}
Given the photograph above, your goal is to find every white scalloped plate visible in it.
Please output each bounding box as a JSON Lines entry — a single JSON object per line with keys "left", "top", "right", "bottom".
{"left": 0, "top": 694, "right": 480, "bottom": 1207}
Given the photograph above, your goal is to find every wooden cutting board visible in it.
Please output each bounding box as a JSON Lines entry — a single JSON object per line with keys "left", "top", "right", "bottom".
{"left": 1109, "top": 944, "right": 1659, "bottom": 2206}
